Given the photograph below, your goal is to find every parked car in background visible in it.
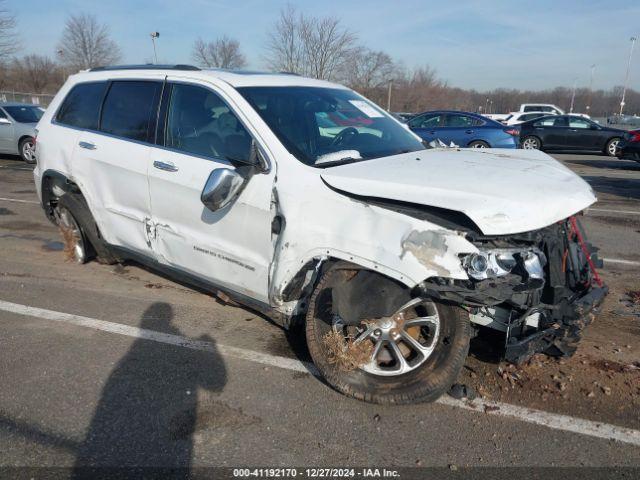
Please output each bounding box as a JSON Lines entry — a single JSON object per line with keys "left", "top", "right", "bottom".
{"left": 615, "top": 129, "right": 640, "bottom": 162}
{"left": 501, "top": 111, "right": 550, "bottom": 125}
{"left": 519, "top": 103, "right": 565, "bottom": 115}
{"left": 520, "top": 114, "right": 626, "bottom": 156}
{"left": 607, "top": 114, "right": 640, "bottom": 127}
{"left": 408, "top": 110, "right": 519, "bottom": 148}
{"left": 0, "top": 102, "right": 44, "bottom": 163}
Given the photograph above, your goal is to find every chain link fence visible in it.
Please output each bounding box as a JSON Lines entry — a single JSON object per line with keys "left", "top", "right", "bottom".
{"left": 0, "top": 91, "right": 55, "bottom": 107}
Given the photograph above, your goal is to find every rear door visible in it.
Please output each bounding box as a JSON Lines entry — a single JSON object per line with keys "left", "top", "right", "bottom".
{"left": 407, "top": 113, "right": 442, "bottom": 143}
{"left": 73, "top": 79, "right": 162, "bottom": 256}
{"left": 147, "top": 80, "right": 275, "bottom": 302}
{"left": 0, "top": 108, "right": 15, "bottom": 152}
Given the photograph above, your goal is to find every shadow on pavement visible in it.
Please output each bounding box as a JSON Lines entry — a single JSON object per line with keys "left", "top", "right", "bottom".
{"left": 73, "top": 302, "right": 227, "bottom": 472}
{"left": 583, "top": 176, "right": 640, "bottom": 200}
{"left": 566, "top": 159, "right": 640, "bottom": 171}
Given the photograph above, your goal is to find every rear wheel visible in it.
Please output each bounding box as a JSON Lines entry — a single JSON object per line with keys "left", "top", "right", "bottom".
{"left": 56, "top": 193, "right": 118, "bottom": 265}
{"left": 605, "top": 137, "right": 621, "bottom": 157}
{"left": 468, "top": 140, "right": 489, "bottom": 149}
{"left": 522, "top": 136, "right": 541, "bottom": 150}
{"left": 305, "top": 267, "right": 470, "bottom": 404}
{"left": 19, "top": 137, "right": 36, "bottom": 164}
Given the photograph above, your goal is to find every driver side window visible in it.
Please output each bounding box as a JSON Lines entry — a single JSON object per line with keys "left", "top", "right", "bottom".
{"left": 409, "top": 114, "right": 441, "bottom": 129}
{"left": 165, "top": 83, "right": 252, "bottom": 163}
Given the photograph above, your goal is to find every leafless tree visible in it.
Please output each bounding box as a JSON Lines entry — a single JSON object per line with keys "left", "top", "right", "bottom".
{"left": 192, "top": 36, "right": 247, "bottom": 69}
{"left": 0, "top": 0, "right": 18, "bottom": 62}
{"left": 264, "top": 4, "right": 356, "bottom": 80}
{"left": 342, "top": 48, "right": 395, "bottom": 92}
{"left": 12, "top": 54, "right": 59, "bottom": 93}
{"left": 264, "top": 4, "right": 305, "bottom": 74}
{"left": 56, "top": 13, "right": 121, "bottom": 70}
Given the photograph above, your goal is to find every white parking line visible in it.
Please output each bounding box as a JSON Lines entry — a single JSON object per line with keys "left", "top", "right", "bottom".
{"left": 0, "top": 197, "right": 39, "bottom": 204}
{"left": 603, "top": 258, "right": 640, "bottom": 267}
{"left": 0, "top": 299, "right": 639, "bottom": 447}
{"left": 589, "top": 208, "right": 640, "bottom": 216}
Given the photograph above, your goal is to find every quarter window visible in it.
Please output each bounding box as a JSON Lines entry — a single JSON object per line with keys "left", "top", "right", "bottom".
{"left": 164, "top": 83, "right": 252, "bottom": 163}
{"left": 56, "top": 82, "right": 108, "bottom": 130}
{"left": 100, "top": 81, "right": 162, "bottom": 142}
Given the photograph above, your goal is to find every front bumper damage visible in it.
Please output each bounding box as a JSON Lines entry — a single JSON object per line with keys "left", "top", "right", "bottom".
{"left": 421, "top": 216, "right": 608, "bottom": 364}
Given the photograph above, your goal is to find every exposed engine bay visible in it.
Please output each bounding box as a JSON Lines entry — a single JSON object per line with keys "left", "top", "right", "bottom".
{"left": 420, "top": 216, "right": 608, "bottom": 363}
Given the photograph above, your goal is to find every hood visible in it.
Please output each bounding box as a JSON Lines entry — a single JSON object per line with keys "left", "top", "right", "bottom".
{"left": 320, "top": 148, "right": 596, "bottom": 235}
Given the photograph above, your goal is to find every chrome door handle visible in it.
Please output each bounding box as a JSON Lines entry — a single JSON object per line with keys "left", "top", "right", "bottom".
{"left": 153, "top": 160, "right": 179, "bottom": 172}
{"left": 465, "top": 129, "right": 474, "bottom": 134}
{"left": 78, "top": 141, "right": 96, "bottom": 150}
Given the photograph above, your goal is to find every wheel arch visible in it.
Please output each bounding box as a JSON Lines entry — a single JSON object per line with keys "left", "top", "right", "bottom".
{"left": 40, "top": 169, "right": 82, "bottom": 222}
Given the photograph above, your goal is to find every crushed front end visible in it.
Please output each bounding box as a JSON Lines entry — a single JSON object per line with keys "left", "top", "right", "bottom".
{"left": 420, "top": 216, "right": 608, "bottom": 364}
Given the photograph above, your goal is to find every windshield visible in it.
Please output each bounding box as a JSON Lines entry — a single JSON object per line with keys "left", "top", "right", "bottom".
{"left": 238, "top": 86, "right": 424, "bottom": 167}
{"left": 4, "top": 106, "right": 43, "bottom": 123}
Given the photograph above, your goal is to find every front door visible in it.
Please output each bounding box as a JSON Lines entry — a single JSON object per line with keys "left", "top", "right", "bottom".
{"left": 566, "top": 116, "right": 603, "bottom": 151}
{"left": 147, "top": 81, "right": 275, "bottom": 303}
{"left": 0, "top": 108, "right": 15, "bottom": 153}
{"left": 408, "top": 113, "right": 442, "bottom": 144}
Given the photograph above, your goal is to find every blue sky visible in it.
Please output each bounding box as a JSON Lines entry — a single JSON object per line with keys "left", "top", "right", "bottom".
{"left": 10, "top": 0, "right": 640, "bottom": 90}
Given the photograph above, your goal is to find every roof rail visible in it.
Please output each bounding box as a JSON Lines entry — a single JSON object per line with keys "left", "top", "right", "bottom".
{"left": 89, "top": 64, "right": 201, "bottom": 72}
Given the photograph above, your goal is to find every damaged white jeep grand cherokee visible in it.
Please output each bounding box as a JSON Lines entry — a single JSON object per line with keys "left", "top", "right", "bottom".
{"left": 34, "top": 65, "right": 608, "bottom": 404}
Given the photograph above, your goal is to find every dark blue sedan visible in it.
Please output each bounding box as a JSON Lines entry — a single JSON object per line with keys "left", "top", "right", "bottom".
{"left": 407, "top": 110, "right": 519, "bottom": 149}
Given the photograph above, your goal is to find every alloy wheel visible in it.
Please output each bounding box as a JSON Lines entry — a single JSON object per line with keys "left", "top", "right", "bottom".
{"left": 332, "top": 297, "right": 441, "bottom": 377}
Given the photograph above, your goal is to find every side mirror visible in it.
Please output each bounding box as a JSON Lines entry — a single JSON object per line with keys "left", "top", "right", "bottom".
{"left": 0, "top": 117, "right": 11, "bottom": 125}
{"left": 201, "top": 168, "right": 247, "bottom": 212}
{"left": 590, "top": 124, "right": 600, "bottom": 130}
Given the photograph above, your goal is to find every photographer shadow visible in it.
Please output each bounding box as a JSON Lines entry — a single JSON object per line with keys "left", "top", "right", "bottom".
{"left": 73, "top": 302, "right": 227, "bottom": 473}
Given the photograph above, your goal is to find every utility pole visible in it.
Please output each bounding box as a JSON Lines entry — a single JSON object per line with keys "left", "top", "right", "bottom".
{"left": 569, "top": 79, "right": 577, "bottom": 113}
{"left": 620, "top": 36, "right": 637, "bottom": 116}
{"left": 150, "top": 32, "right": 160, "bottom": 64}
{"left": 586, "top": 64, "right": 595, "bottom": 113}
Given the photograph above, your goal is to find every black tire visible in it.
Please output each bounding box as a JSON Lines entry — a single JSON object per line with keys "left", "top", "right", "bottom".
{"left": 521, "top": 135, "right": 541, "bottom": 150}
{"left": 468, "top": 140, "right": 490, "bottom": 149}
{"left": 57, "top": 193, "right": 119, "bottom": 265}
{"left": 605, "top": 137, "right": 621, "bottom": 157}
{"left": 19, "top": 137, "right": 36, "bottom": 164}
{"left": 305, "top": 267, "right": 471, "bottom": 404}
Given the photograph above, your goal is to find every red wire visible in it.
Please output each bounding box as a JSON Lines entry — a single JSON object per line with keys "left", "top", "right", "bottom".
{"left": 568, "top": 216, "right": 604, "bottom": 287}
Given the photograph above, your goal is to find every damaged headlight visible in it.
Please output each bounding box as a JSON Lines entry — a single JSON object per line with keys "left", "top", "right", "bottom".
{"left": 462, "top": 249, "right": 546, "bottom": 281}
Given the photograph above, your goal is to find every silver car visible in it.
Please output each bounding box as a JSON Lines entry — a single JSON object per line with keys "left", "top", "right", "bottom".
{"left": 0, "top": 102, "right": 44, "bottom": 163}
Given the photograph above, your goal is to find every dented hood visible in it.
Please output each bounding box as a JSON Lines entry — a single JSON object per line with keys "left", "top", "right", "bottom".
{"left": 320, "top": 148, "right": 596, "bottom": 235}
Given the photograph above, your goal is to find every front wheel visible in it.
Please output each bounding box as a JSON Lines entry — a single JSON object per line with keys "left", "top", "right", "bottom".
{"left": 19, "top": 137, "right": 36, "bottom": 164}
{"left": 305, "top": 267, "right": 471, "bottom": 404}
{"left": 605, "top": 137, "right": 621, "bottom": 157}
{"left": 521, "top": 135, "right": 541, "bottom": 150}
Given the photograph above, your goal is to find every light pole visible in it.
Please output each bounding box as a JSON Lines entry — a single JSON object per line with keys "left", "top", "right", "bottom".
{"left": 586, "top": 64, "right": 595, "bottom": 113}
{"left": 620, "top": 36, "right": 636, "bottom": 116}
{"left": 57, "top": 49, "right": 66, "bottom": 84}
{"left": 569, "top": 79, "right": 577, "bottom": 113}
{"left": 150, "top": 32, "right": 160, "bottom": 64}
{"left": 387, "top": 80, "right": 392, "bottom": 112}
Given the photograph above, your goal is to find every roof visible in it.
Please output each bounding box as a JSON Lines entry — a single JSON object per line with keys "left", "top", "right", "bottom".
{"left": 75, "top": 65, "right": 347, "bottom": 90}
{"left": 0, "top": 102, "right": 42, "bottom": 108}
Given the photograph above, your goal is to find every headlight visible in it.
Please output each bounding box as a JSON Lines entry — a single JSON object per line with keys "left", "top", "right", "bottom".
{"left": 462, "top": 249, "right": 546, "bottom": 280}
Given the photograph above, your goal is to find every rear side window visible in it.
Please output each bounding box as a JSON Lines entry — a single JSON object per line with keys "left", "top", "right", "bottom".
{"left": 56, "top": 82, "right": 108, "bottom": 130}
{"left": 100, "top": 81, "right": 162, "bottom": 142}
{"left": 444, "top": 114, "right": 484, "bottom": 127}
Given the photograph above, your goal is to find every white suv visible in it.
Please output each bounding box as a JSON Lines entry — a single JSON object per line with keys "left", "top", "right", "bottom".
{"left": 34, "top": 65, "right": 607, "bottom": 403}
